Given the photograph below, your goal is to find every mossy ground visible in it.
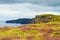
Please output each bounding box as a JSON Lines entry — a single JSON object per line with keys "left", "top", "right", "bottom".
{"left": 0, "top": 23, "right": 60, "bottom": 40}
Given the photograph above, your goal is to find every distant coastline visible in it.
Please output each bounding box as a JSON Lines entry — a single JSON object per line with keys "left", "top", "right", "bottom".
{"left": 6, "top": 18, "right": 33, "bottom": 24}
{"left": 6, "top": 14, "right": 60, "bottom": 24}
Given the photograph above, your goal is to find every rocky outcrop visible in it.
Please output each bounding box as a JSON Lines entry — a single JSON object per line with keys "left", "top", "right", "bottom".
{"left": 33, "top": 14, "right": 60, "bottom": 24}
{"left": 6, "top": 14, "right": 60, "bottom": 24}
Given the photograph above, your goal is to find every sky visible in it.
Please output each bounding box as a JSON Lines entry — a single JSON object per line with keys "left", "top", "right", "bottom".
{"left": 0, "top": 0, "right": 60, "bottom": 21}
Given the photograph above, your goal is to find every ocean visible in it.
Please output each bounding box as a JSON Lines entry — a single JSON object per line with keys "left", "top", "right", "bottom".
{"left": 0, "top": 21, "right": 22, "bottom": 27}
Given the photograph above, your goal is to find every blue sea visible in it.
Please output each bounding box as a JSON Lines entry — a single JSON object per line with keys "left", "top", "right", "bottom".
{"left": 0, "top": 21, "right": 22, "bottom": 27}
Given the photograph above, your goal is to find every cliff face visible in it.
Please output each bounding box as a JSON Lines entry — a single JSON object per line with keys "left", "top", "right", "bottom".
{"left": 6, "top": 14, "right": 60, "bottom": 24}
{"left": 33, "top": 14, "right": 60, "bottom": 24}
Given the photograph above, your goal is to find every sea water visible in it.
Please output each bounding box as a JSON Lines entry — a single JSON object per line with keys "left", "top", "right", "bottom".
{"left": 0, "top": 21, "right": 22, "bottom": 27}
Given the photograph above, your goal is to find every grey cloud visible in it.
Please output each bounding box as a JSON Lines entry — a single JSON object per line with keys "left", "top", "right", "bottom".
{"left": 0, "top": 0, "right": 60, "bottom": 6}
{"left": 0, "top": 0, "right": 60, "bottom": 12}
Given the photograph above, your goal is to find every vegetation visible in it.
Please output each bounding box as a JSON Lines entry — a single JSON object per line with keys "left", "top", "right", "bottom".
{"left": 34, "top": 14, "right": 60, "bottom": 24}
{"left": 0, "top": 14, "right": 60, "bottom": 40}
{"left": 0, "top": 24, "right": 60, "bottom": 40}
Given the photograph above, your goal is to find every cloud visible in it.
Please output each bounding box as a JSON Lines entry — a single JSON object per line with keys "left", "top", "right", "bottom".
{"left": 0, "top": 3, "right": 60, "bottom": 21}
{"left": 0, "top": 0, "right": 59, "bottom": 21}
{"left": 0, "top": 0, "right": 60, "bottom": 7}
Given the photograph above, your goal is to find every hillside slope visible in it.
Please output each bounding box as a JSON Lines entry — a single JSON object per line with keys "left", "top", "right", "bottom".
{"left": 33, "top": 14, "right": 60, "bottom": 24}
{"left": 1, "top": 14, "right": 60, "bottom": 40}
{"left": 0, "top": 24, "right": 60, "bottom": 40}
{"left": 6, "top": 14, "right": 60, "bottom": 24}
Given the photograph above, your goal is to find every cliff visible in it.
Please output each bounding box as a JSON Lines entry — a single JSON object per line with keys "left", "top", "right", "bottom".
{"left": 34, "top": 14, "right": 60, "bottom": 24}
{"left": 6, "top": 18, "right": 33, "bottom": 24}
{"left": 6, "top": 14, "right": 60, "bottom": 24}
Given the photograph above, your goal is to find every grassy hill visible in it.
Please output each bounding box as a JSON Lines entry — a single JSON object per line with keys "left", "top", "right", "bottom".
{"left": 6, "top": 14, "right": 60, "bottom": 24}
{"left": 0, "top": 24, "right": 60, "bottom": 40}
{"left": 0, "top": 14, "right": 60, "bottom": 40}
{"left": 33, "top": 14, "right": 60, "bottom": 24}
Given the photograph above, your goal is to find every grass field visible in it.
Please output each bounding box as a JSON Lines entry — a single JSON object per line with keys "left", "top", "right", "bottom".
{"left": 0, "top": 23, "right": 60, "bottom": 40}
